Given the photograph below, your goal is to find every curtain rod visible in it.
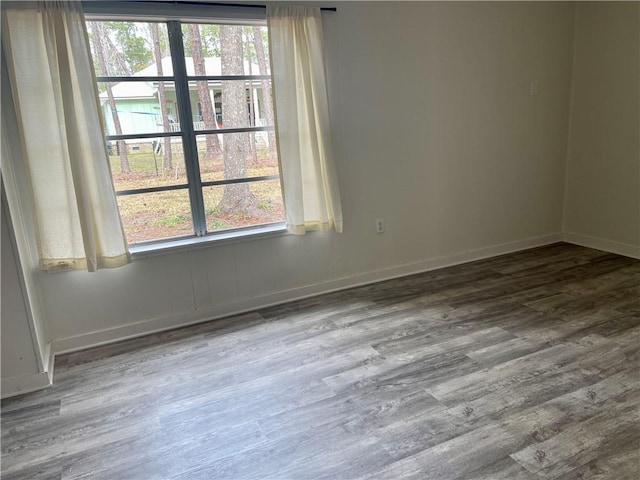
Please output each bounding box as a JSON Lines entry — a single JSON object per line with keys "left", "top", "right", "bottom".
{"left": 135, "top": 1, "right": 337, "bottom": 12}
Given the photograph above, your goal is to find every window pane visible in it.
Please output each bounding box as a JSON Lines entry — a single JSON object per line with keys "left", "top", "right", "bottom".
{"left": 108, "top": 139, "right": 187, "bottom": 191}
{"left": 203, "top": 179, "right": 284, "bottom": 232}
{"left": 98, "top": 81, "right": 179, "bottom": 136}
{"left": 188, "top": 79, "right": 273, "bottom": 130}
{"left": 87, "top": 21, "right": 171, "bottom": 78}
{"left": 117, "top": 190, "right": 193, "bottom": 244}
{"left": 181, "top": 24, "right": 270, "bottom": 77}
{"left": 87, "top": 18, "right": 281, "bottom": 245}
{"left": 196, "top": 132, "right": 279, "bottom": 183}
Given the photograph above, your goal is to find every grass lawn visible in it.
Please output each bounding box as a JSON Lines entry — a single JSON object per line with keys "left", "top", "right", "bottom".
{"left": 109, "top": 147, "right": 284, "bottom": 244}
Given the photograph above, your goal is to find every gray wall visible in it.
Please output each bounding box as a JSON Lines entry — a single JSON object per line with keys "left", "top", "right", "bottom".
{"left": 38, "top": 1, "right": 576, "bottom": 352}
{"left": 5, "top": 2, "right": 637, "bottom": 381}
{"left": 1, "top": 197, "right": 52, "bottom": 397}
{"left": 1, "top": 201, "right": 39, "bottom": 380}
{"left": 564, "top": 1, "right": 640, "bottom": 257}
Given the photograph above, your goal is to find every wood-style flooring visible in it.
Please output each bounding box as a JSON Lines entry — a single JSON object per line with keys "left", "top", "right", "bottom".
{"left": 2, "top": 242, "right": 639, "bottom": 479}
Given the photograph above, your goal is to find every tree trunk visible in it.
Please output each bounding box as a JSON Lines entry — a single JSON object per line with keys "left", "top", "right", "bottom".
{"left": 187, "top": 24, "right": 221, "bottom": 161}
{"left": 244, "top": 28, "right": 258, "bottom": 166}
{"left": 252, "top": 26, "right": 276, "bottom": 160}
{"left": 90, "top": 22, "right": 130, "bottom": 173}
{"left": 103, "top": 32, "right": 131, "bottom": 76}
{"left": 151, "top": 23, "right": 172, "bottom": 171}
{"left": 218, "top": 25, "right": 257, "bottom": 214}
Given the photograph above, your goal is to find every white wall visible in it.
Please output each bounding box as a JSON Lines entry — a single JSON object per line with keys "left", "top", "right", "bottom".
{"left": 1, "top": 39, "right": 53, "bottom": 396}
{"left": 35, "top": 1, "right": 575, "bottom": 353}
{"left": 563, "top": 2, "right": 640, "bottom": 258}
{"left": 1, "top": 201, "right": 39, "bottom": 380}
{"left": 1, "top": 196, "right": 52, "bottom": 397}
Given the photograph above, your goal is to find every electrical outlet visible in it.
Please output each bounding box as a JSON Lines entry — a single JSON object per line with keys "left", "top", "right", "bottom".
{"left": 376, "top": 218, "right": 384, "bottom": 234}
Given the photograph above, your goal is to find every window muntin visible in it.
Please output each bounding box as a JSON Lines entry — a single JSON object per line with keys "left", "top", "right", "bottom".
{"left": 86, "top": 18, "right": 283, "bottom": 245}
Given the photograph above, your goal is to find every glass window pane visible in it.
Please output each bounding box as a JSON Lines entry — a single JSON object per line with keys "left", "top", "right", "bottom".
{"left": 181, "top": 24, "right": 270, "bottom": 77}
{"left": 87, "top": 21, "right": 171, "bottom": 78}
{"left": 196, "top": 132, "right": 279, "bottom": 183}
{"left": 108, "top": 139, "right": 188, "bottom": 191}
{"left": 117, "top": 190, "right": 193, "bottom": 244}
{"left": 189, "top": 79, "right": 273, "bottom": 130}
{"left": 203, "top": 179, "right": 284, "bottom": 232}
{"left": 98, "top": 81, "right": 179, "bottom": 136}
{"left": 88, "top": 19, "right": 281, "bottom": 245}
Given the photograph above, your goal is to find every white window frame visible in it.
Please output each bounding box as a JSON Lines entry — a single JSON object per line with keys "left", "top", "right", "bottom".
{"left": 83, "top": 1, "right": 286, "bottom": 252}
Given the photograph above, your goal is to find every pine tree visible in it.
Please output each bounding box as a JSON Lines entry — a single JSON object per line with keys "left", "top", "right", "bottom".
{"left": 187, "top": 24, "right": 221, "bottom": 160}
{"left": 252, "top": 26, "right": 276, "bottom": 160}
{"left": 150, "top": 23, "right": 173, "bottom": 171}
{"left": 89, "top": 21, "right": 130, "bottom": 174}
{"left": 218, "top": 25, "right": 257, "bottom": 214}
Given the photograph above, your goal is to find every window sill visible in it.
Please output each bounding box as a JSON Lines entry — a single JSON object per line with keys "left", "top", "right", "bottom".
{"left": 129, "top": 222, "right": 288, "bottom": 259}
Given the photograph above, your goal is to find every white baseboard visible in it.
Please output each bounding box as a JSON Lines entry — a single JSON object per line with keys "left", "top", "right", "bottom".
{"left": 52, "top": 232, "right": 562, "bottom": 355}
{"left": 564, "top": 232, "right": 640, "bottom": 259}
{"left": 1, "top": 345, "right": 54, "bottom": 399}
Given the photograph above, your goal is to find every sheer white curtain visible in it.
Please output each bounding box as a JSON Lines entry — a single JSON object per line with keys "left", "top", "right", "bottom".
{"left": 267, "top": 5, "right": 343, "bottom": 234}
{"left": 2, "top": 1, "right": 130, "bottom": 271}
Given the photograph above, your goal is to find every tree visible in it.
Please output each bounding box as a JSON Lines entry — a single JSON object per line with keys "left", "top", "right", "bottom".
{"left": 244, "top": 28, "right": 258, "bottom": 166}
{"left": 252, "top": 26, "right": 276, "bottom": 160}
{"left": 89, "top": 21, "right": 130, "bottom": 174}
{"left": 199, "top": 24, "right": 221, "bottom": 57}
{"left": 105, "top": 22, "right": 153, "bottom": 74}
{"left": 150, "top": 23, "right": 172, "bottom": 171}
{"left": 218, "top": 25, "right": 257, "bottom": 213}
{"left": 187, "top": 24, "right": 221, "bottom": 160}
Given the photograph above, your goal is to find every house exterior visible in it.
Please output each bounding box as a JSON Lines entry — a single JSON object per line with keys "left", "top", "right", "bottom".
{"left": 99, "top": 56, "right": 268, "bottom": 138}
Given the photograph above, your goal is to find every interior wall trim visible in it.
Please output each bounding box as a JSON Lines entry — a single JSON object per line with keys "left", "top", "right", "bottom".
{"left": 51, "top": 232, "right": 563, "bottom": 356}
{"left": 564, "top": 232, "right": 640, "bottom": 259}
{"left": 1, "top": 344, "right": 54, "bottom": 399}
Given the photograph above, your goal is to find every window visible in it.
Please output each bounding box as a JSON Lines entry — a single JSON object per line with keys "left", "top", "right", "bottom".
{"left": 85, "top": 15, "right": 283, "bottom": 245}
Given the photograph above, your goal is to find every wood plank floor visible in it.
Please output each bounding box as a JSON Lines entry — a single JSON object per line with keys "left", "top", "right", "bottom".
{"left": 2, "top": 243, "right": 639, "bottom": 479}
